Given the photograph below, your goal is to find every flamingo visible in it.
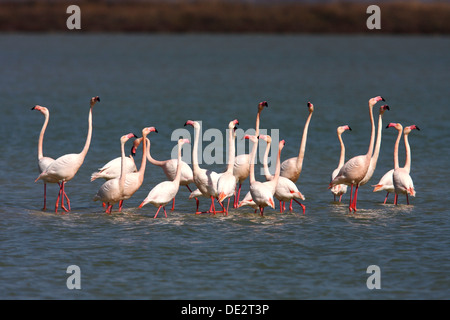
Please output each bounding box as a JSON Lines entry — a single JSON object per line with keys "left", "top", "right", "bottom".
{"left": 32, "top": 105, "right": 68, "bottom": 210}
{"left": 217, "top": 119, "right": 239, "bottom": 214}
{"left": 233, "top": 101, "right": 268, "bottom": 208}
{"left": 184, "top": 120, "right": 225, "bottom": 215}
{"left": 120, "top": 126, "right": 157, "bottom": 209}
{"left": 139, "top": 138, "right": 190, "bottom": 218}
{"left": 279, "top": 101, "right": 314, "bottom": 209}
{"left": 392, "top": 124, "right": 420, "bottom": 205}
{"left": 329, "top": 96, "right": 385, "bottom": 212}
{"left": 142, "top": 134, "right": 198, "bottom": 211}
{"left": 372, "top": 122, "right": 402, "bottom": 204}
{"left": 359, "top": 104, "right": 390, "bottom": 186}
{"left": 35, "top": 96, "right": 100, "bottom": 213}
{"left": 260, "top": 134, "right": 305, "bottom": 214}
{"left": 239, "top": 135, "right": 285, "bottom": 216}
{"left": 90, "top": 136, "right": 141, "bottom": 181}
{"left": 330, "top": 125, "right": 352, "bottom": 202}
{"left": 93, "top": 133, "right": 137, "bottom": 214}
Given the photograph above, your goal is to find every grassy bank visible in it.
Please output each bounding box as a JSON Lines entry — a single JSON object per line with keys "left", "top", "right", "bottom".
{"left": 0, "top": 1, "right": 449, "bottom": 34}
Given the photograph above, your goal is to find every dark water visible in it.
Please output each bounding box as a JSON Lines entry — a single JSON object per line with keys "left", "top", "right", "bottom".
{"left": 0, "top": 34, "right": 449, "bottom": 299}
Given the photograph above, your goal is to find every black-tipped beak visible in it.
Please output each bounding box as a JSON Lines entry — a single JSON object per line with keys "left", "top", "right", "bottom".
{"left": 415, "top": 126, "right": 420, "bottom": 131}
{"left": 348, "top": 126, "right": 352, "bottom": 131}
{"left": 31, "top": 106, "right": 35, "bottom": 110}
{"left": 381, "top": 96, "right": 385, "bottom": 101}
{"left": 96, "top": 96, "right": 100, "bottom": 102}
{"left": 133, "top": 133, "right": 138, "bottom": 138}
{"left": 385, "top": 105, "right": 390, "bottom": 110}
{"left": 386, "top": 124, "right": 390, "bottom": 128}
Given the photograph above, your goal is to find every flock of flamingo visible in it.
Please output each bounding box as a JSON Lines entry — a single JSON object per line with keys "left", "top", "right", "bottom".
{"left": 32, "top": 95, "right": 418, "bottom": 218}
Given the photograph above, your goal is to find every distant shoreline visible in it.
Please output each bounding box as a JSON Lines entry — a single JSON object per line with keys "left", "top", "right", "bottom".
{"left": 1, "top": 1, "right": 449, "bottom": 34}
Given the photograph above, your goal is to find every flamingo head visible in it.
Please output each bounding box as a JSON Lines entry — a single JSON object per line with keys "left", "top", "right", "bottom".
{"left": 130, "top": 137, "right": 143, "bottom": 157}
{"left": 121, "top": 133, "right": 138, "bottom": 144}
{"left": 184, "top": 120, "right": 200, "bottom": 128}
{"left": 369, "top": 96, "right": 385, "bottom": 107}
{"left": 142, "top": 126, "right": 158, "bottom": 136}
{"left": 31, "top": 105, "right": 49, "bottom": 115}
{"left": 380, "top": 104, "right": 390, "bottom": 114}
{"left": 307, "top": 101, "right": 314, "bottom": 112}
{"left": 259, "top": 134, "right": 272, "bottom": 144}
{"left": 244, "top": 134, "right": 258, "bottom": 143}
{"left": 178, "top": 138, "right": 190, "bottom": 146}
{"left": 404, "top": 125, "right": 420, "bottom": 135}
{"left": 258, "top": 101, "right": 268, "bottom": 112}
{"left": 278, "top": 139, "right": 285, "bottom": 151}
{"left": 229, "top": 119, "right": 239, "bottom": 130}
{"left": 337, "top": 125, "right": 352, "bottom": 135}
{"left": 386, "top": 122, "right": 403, "bottom": 131}
{"left": 90, "top": 96, "right": 100, "bottom": 107}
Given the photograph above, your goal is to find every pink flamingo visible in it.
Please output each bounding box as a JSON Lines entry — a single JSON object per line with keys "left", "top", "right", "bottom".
{"left": 142, "top": 133, "right": 198, "bottom": 211}
{"left": 372, "top": 122, "right": 402, "bottom": 204}
{"left": 329, "top": 96, "right": 384, "bottom": 212}
{"left": 233, "top": 101, "right": 268, "bottom": 208}
{"left": 392, "top": 124, "right": 420, "bottom": 205}
{"left": 120, "top": 126, "right": 157, "bottom": 209}
{"left": 184, "top": 120, "right": 225, "bottom": 215}
{"left": 330, "top": 125, "right": 352, "bottom": 202}
{"left": 90, "top": 137, "right": 141, "bottom": 181}
{"left": 93, "top": 133, "right": 137, "bottom": 214}
{"left": 260, "top": 134, "right": 305, "bottom": 214}
{"left": 32, "top": 105, "right": 68, "bottom": 210}
{"left": 239, "top": 135, "right": 285, "bottom": 216}
{"left": 359, "top": 104, "right": 390, "bottom": 186}
{"left": 35, "top": 96, "right": 100, "bottom": 213}
{"left": 139, "top": 138, "right": 190, "bottom": 218}
{"left": 280, "top": 101, "right": 314, "bottom": 210}
{"left": 217, "top": 119, "right": 239, "bottom": 215}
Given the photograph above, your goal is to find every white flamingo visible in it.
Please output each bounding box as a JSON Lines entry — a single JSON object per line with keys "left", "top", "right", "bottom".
{"left": 239, "top": 135, "right": 285, "bottom": 216}
{"left": 120, "top": 126, "right": 157, "bottom": 208}
{"left": 359, "top": 104, "right": 390, "bottom": 186}
{"left": 32, "top": 105, "right": 67, "bottom": 210}
{"left": 217, "top": 119, "right": 239, "bottom": 214}
{"left": 330, "top": 125, "right": 352, "bottom": 202}
{"left": 93, "top": 133, "right": 137, "bottom": 214}
{"left": 139, "top": 138, "right": 190, "bottom": 218}
{"left": 329, "top": 96, "right": 384, "bottom": 212}
{"left": 279, "top": 101, "right": 314, "bottom": 209}
{"left": 142, "top": 134, "right": 198, "bottom": 211}
{"left": 372, "top": 122, "right": 402, "bottom": 204}
{"left": 35, "top": 96, "right": 100, "bottom": 213}
{"left": 392, "top": 124, "right": 420, "bottom": 205}
{"left": 90, "top": 137, "right": 141, "bottom": 181}
{"left": 260, "top": 134, "right": 305, "bottom": 214}
{"left": 184, "top": 120, "right": 225, "bottom": 215}
{"left": 233, "top": 101, "right": 268, "bottom": 208}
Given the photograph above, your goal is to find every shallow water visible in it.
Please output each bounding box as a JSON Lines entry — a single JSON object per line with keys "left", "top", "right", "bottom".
{"left": 0, "top": 34, "right": 449, "bottom": 299}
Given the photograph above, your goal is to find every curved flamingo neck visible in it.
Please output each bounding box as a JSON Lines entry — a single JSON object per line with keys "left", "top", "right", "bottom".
{"left": 226, "top": 128, "right": 236, "bottom": 173}
{"left": 366, "top": 105, "right": 375, "bottom": 159}
{"left": 138, "top": 133, "right": 148, "bottom": 178}
{"left": 337, "top": 133, "right": 346, "bottom": 169}
{"left": 273, "top": 145, "right": 282, "bottom": 185}
{"left": 393, "top": 128, "right": 402, "bottom": 170}
{"left": 119, "top": 139, "right": 127, "bottom": 193}
{"left": 38, "top": 111, "right": 49, "bottom": 160}
{"left": 263, "top": 140, "right": 272, "bottom": 180}
{"left": 192, "top": 124, "right": 201, "bottom": 172}
{"left": 371, "top": 112, "right": 384, "bottom": 164}
{"left": 249, "top": 138, "right": 258, "bottom": 184}
{"left": 80, "top": 106, "right": 93, "bottom": 158}
{"left": 255, "top": 110, "right": 262, "bottom": 137}
{"left": 403, "top": 132, "right": 412, "bottom": 173}
{"left": 296, "top": 110, "right": 313, "bottom": 170}
{"left": 145, "top": 138, "right": 166, "bottom": 167}
{"left": 174, "top": 143, "right": 183, "bottom": 183}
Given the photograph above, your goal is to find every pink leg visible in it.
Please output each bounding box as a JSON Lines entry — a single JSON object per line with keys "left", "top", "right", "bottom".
{"left": 293, "top": 199, "right": 306, "bottom": 214}
{"left": 351, "top": 185, "right": 359, "bottom": 212}
{"left": 118, "top": 200, "right": 124, "bottom": 212}
{"left": 154, "top": 205, "right": 163, "bottom": 219}
{"left": 279, "top": 200, "right": 283, "bottom": 213}
{"left": 60, "top": 182, "right": 69, "bottom": 213}
{"left": 348, "top": 184, "right": 354, "bottom": 212}
{"left": 259, "top": 207, "right": 264, "bottom": 216}
{"left": 383, "top": 192, "right": 389, "bottom": 204}
{"left": 394, "top": 194, "right": 398, "bottom": 205}
{"left": 55, "top": 184, "right": 61, "bottom": 213}
{"left": 43, "top": 183, "right": 47, "bottom": 211}
{"left": 289, "top": 199, "right": 293, "bottom": 211}
{"left": 171, "top": 198, "right": 175, "bottom": 211}
{"left": 406, "top": 194, "right": 409, "bottom": 205}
